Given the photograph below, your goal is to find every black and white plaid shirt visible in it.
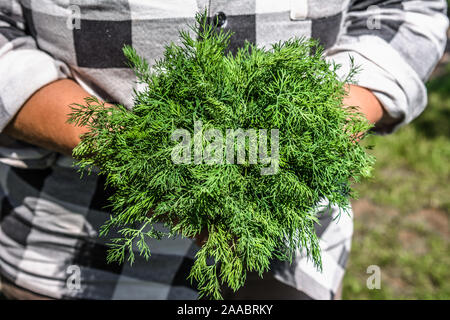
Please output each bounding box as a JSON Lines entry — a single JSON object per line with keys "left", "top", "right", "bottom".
{"left": 0, "top": 0, "right": 447, "bottom": 300}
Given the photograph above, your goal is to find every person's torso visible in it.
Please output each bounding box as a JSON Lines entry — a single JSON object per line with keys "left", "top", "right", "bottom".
{"left": 0, "top": 0, "right": 354, "bottom": 300}
{"left": 26, "top": 0, "right": 349, "bottom": 108}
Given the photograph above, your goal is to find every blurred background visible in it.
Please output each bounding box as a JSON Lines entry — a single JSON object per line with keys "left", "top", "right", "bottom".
{"left": 343, "top": 16, "right": 450, "bottom": 299}
{"left": 0, "top": 6, "right": 449, "bottom": 301}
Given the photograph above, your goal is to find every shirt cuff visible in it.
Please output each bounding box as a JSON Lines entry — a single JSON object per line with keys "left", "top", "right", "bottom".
{"left": 325, "top": 35, "right": 427, "bottom": 134}
{"left": 0, "top": 48, "right": 70, "bottom": 131}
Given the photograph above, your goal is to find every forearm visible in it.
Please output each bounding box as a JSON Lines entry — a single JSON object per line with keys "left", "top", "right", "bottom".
{"left": 3, "top": 79, "right": 94, "bottom": 157}
{"left": 343, "top": 84, "right": 384, "bottom": 125}
{"left": 2, "top": 79, "right": 381, "bottom": 159}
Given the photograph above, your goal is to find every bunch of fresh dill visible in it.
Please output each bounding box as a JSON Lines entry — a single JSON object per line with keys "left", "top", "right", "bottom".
{"left": 68, "top": 12, "right": 374, "bottom": 299}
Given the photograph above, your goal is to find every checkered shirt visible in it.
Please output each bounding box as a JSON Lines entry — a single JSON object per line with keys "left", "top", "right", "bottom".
{"left": 0, "top": 0, "right": 448, "bottom": 300}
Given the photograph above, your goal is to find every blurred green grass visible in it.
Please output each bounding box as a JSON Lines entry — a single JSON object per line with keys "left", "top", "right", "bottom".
{"left": 343, "top": 63, "right": 450, "bottom": 299}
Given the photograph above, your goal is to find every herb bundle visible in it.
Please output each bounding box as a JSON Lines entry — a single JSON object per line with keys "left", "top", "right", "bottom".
{"left": 68, "top": 12, "right": 374, "bottom": 299}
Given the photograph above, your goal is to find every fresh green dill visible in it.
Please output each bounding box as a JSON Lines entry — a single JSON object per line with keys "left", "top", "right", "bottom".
{"left": 68, "top": 12, "right": 375, "bottom": 299}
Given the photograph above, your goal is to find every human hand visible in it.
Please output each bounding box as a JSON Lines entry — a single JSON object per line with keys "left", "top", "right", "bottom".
{"left": 194, "top": 229, "right": 208, "bottom": 247}
{"left": 147, "top": 209, "right": 208, "bottom": 247}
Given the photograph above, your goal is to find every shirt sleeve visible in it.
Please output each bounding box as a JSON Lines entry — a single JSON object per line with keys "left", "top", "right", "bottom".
{"left": 325, "top": 0, "right": 449, "bottom": 134}
{"left": 0, "top": 2, "right": 70, "bottom": 132}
